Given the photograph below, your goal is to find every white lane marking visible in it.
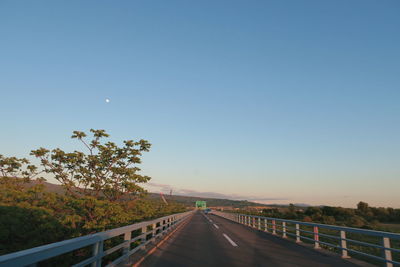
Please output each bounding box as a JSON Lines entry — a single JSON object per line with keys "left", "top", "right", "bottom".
{"left": 201, "top": 212, "right": 214, "bottom": 224}
{"left": 223, "top": 233, "right": 238, "bottom": 247}
{"left": 213, "top": 223, "right": 219, "bottom": 229}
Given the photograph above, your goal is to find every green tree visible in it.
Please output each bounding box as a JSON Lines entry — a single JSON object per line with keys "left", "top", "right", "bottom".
{"left": 31, "top": 129, "right": 151, "bottom": 202}
{"left": 357, "top": 201, "right": 369, "bottom": 213}
{"left": 349, "top": 215, "right": 367, "bottom": 228}
{"left": 0, "top": 154, "right": 40, "bottom": 181}
{"left": 322, "top": 215, "right": 336, "bottom": 225}
{"left": 288, "top": 203, "right": 296, "bottom": 213}
{"left": 0, "top": 206, "right": 70, "bottom": 255}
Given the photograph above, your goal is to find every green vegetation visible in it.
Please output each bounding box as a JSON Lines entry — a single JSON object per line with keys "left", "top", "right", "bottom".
{"left": 30, "top": 129, "right": 151, "bottom": 202}
{"left": 0, "top": 130, "right": 185, "bottom": 262}
{"left": 247, "top": 202, "right": 400, "bottom": 231}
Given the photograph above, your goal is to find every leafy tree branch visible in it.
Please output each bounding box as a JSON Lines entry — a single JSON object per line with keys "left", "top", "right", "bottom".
{"left": 31, "top": 129, "right": 151, "bottom": 202}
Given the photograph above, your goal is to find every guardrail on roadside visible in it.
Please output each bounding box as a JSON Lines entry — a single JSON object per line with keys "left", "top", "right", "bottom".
{"left": 212, "top": 211, "right": 400, "bottom": 267}
{"left": 0, "top": 211, "right": 193, "bottom": 267}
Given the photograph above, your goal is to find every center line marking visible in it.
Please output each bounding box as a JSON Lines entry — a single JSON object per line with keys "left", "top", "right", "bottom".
{"left": 213, "top": 223, "right": 219, "bottom": 229}
{"left": 223, "top": 233, "right": 238, "bottom": 247}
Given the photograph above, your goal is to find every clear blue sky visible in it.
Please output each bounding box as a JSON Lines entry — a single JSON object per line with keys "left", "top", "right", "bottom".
{"left": 1, "top": 1, "right": 399, "bottom": 207}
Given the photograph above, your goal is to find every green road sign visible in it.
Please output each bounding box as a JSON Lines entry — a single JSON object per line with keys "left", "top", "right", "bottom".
{"left": 195, "top": 201, "right": 206, "bottom": 209}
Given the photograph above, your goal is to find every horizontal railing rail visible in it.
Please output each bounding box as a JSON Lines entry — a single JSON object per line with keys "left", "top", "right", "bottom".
{"left": 0, "top": 210, "right": 193, "bottom": 267}
{"left": 212, "top": 211, "right": 400, "bottom": 267}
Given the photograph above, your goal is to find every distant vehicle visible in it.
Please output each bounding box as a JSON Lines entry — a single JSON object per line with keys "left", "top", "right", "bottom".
{"left": 203, "top": 208, "right": 211, "bottom": 214}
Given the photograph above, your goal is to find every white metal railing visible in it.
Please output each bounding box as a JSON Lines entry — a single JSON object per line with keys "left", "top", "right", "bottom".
{"left": 0, "top": 211, "right": 193, "bottom": 267}
{"left": 212, "top": 211, "right": 400, "bottom": 267}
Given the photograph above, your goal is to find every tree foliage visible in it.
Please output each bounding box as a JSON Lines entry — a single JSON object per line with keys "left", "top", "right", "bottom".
{"left": 0, "top": 154, "right": 41, "bottom": 181}
{"left": 31, "top": 129, "right": 151, "bottom": 202}
{"left": 256, "top": 201, "right": 400, "bottom": 230}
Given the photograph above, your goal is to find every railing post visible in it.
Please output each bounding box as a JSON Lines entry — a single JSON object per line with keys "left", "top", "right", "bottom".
{"left": 123, "top": 231, "right": 131, "bottom": 256}
{"left": 258, "top": 217, "right": 261, "bottom": 230}
{"left": 282, "top": 222, "right": 287, "bottom": 238}
{"left": 265, "top": 218, "right": 268, "bottom": 232}
{"left": 252, "top": 217, "right": 255, "bottom": 228}
{"left": 152, "top": 223, "right": 157, "bottom": 243}
{"left": 272, "top": 220, "right": 276, "bottom": 235}
{"left": 382, "top": 237, "right": 393, "bottom": 267}
{"left": 91, "top": 241, "right": 103, "bottom": 267}
{"left": 140, "top": 226, "right": 147, "bottom": 250}
{"left": 340, "top": 230, "right": 349, "bottom": 258}
{"left": 313, "top": 226, "right": 320, "bottom": 249}
{"left": 296, "top": 224, "right": 301, "bottom": 243}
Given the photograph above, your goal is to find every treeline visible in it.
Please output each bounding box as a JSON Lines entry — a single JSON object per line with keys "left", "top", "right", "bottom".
{"left": 253, "top": 202, "right": 400, "bottom": 230}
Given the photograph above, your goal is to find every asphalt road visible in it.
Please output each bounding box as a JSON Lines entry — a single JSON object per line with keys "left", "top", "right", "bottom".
{"left": 138, "top": 211, "right": 361, "bottom": 267}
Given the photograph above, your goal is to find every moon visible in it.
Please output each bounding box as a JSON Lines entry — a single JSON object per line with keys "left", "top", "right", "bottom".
{"left": 105, "top": 98, "right": 110, "bottom": 103}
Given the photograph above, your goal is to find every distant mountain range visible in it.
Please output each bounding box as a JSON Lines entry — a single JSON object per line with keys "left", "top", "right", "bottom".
{"left": 146, "top": 193, "right": 272, "bottom": 208}
{"left": 26, "top": 180, "right": 278, "bottom": 208}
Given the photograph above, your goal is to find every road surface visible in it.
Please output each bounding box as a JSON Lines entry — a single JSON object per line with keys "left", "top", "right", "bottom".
{"left": 136, "top": 211, "right": 362, "bottom": 267}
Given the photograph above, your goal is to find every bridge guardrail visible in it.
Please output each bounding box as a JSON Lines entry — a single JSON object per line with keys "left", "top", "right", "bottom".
{"left": 212, "top": 211, "right": 400, "bottom": 267}
{"left": 0, "top": 210, "right": 193, "bottom": 267}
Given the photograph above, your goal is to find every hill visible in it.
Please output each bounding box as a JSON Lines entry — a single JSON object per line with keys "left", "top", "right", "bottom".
{"left": 145, "top": 193, "right": 269, "bottom": 208}
{"left": 26, "top": 180, "right": 269, "bottom": 208}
